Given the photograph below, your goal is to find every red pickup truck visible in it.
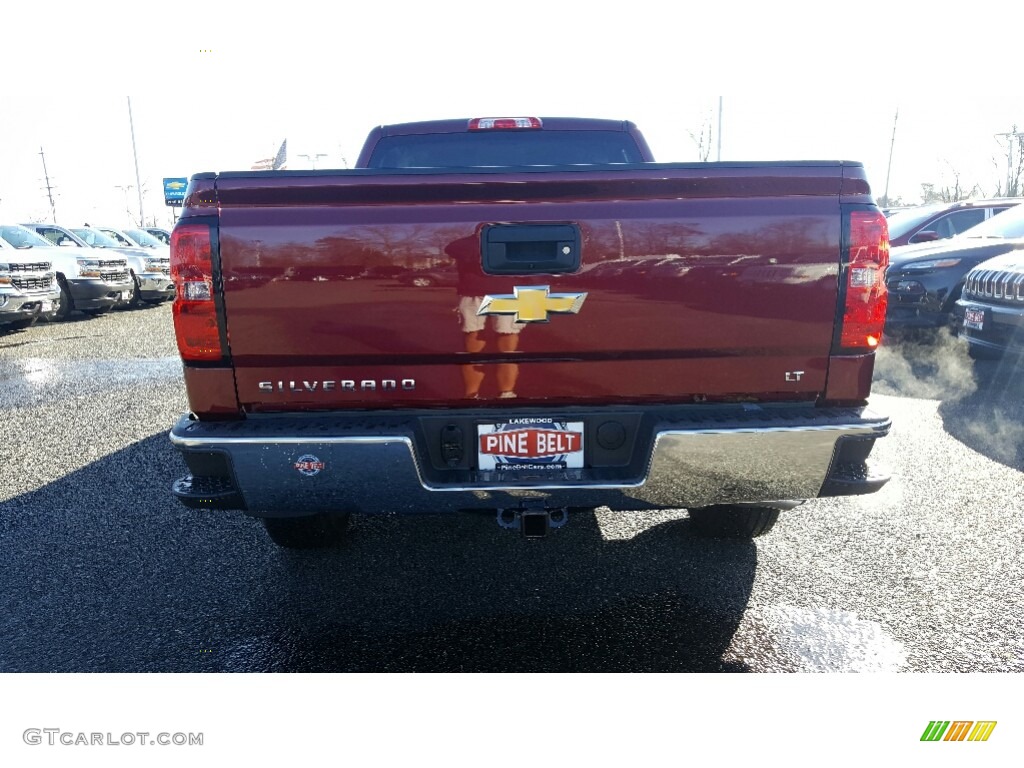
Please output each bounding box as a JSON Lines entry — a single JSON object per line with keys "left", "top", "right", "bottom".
{"left": 168, "top": 117, "right": 891, "bottom": 548}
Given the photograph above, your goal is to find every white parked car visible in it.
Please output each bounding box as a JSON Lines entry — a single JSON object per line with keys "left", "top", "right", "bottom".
{"left": 144, "top": 227, "right": 172, "bottom": 244}
{"left": 22, "top": 223, "right": 173, "bottom": 307}
{"left": 1, "top": 225, "right": 132, "bottom": 319}
{"left": 74, "top": 226, "right": 173, "bottom": 305}
{"left": 0, "top": 236, "right": 60, "bottom": 330}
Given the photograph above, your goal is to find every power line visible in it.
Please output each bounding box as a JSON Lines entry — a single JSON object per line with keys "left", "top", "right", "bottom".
{"left": 883, "top": 108, "right": 899, "bottom": 205}
{"left": 128, "top": 97, "right": 145, "bottom": 227}
{"left": 38, "top": 147, "right": 57, "bottom": 221}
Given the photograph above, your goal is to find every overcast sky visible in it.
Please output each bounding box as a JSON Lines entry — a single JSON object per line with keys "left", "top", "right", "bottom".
{"left": 1, "top": 1, "right": 1019, "bottom": 228}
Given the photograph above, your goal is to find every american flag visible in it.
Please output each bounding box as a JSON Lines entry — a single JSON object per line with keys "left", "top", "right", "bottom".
{"left": 250, "top": 139, "right": 287, "bottom": 171}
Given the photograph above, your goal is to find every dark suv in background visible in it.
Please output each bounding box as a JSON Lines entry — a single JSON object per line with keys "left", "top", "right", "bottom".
{"left": 886, "top": 199, "right": 1019, "bottom": 247}
{"left": 886, "top": 202, "right": 1024, "bottom": 332}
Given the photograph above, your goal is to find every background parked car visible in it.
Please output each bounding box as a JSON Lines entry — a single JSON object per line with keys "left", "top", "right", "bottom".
{"left": 123, "top": 227, "right": 170, "bottom": 251}
{"left": 70, "top": 226, "right": 173, "bottom": 305}
{"left": 955, "top": 252, "right": 1024, "bottom": 359}
{"left": 885, "top": 203, "right": 1024, "bottom": 333}
{"left": 94, "top": 225, "right": 170, "bottom": 255}
{"left": 23, "top": 223, "right": 166, "bottom": 308}
{"left": 143, "top": 227, "right": 171, "bottom": 245}
{"left": 0, "top": 237, "right": 60, "bottom": 330}
{"left": 395, "top": 263, "right": 458, "bottom": 288}
{"left": 885, "top": 199, "right": 1020, "bottom": 248}
{"left": 1, "top": 224, "right": 130, "bottom": 319}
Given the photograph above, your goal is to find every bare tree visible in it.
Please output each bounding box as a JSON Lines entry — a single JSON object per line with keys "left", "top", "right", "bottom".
{"left": 940, "top": 166, "right": 981, "bottom": 202}
{"left": 688, "top": 113, "right": 713, "bottom": 162}
{"left": 921, "top": 162, "right": 982, "bottom": 203}
{"left": 877, "top": 194, "right": 904, "bottom": 208}
{"left": 920, "top": 182, "right": 941, "bottom": 203}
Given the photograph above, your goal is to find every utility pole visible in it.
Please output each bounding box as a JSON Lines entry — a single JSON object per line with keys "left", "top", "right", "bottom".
{"left": 298, "top": 152, "right": 329, "bottom": 170}
{"left": 127, "top": 97, "right": 144, "bottom": 226}
{"left": 883, "top": 108, "right": 899, "bottom": 206}
{"left": 38, "top": 147, "right": 57, "bottom": 221}
{"left": 994, "top": 129, "right": 1024, "bottom": 196}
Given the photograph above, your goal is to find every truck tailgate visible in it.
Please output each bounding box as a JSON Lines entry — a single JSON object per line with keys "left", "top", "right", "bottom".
{"left": 213, "top": 165, "right": 850, "bottom": 411}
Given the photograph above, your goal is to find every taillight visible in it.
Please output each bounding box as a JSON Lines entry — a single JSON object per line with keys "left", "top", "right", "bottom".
{"left": 468, "top": 117, "right": 543, "bottom": 131}
{"left": 840, "top": 210, "right": 889, "bottom": 350}
{"left": 171, "top": 224, "right": 223, "bottom": 361}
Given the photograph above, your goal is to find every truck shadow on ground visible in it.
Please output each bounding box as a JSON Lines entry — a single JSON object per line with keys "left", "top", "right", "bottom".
{"left": 224, "top": 513, "right": 758, "bottom": 673}
{"left": 0, "top": 435, "right": 758, "bottom": 673}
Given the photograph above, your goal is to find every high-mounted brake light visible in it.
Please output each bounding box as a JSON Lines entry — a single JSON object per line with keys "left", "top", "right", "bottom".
{"left": 468, "top": 117, "right": 543, "bottom": 131}
{"left": 840, "top": 210, "right": 889, "bottom": 350}
{"left": 171, "top": 224, "right": 223, "bottom": 361}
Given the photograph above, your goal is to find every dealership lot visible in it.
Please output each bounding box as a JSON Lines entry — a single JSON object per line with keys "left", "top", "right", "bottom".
{"left": 0, "top": 306, "right": 1022, "bottom": 672}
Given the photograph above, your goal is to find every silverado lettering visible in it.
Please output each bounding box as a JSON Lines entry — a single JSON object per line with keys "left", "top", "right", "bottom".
{"left": 258, "top": 379, "right": 416, "bottom": 393}
{"left": 168, "top": 116, "right": 892, "bottom": 548}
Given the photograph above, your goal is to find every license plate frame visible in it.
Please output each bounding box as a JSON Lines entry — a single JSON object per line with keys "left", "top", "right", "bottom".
{"left": 477, "top": 419, "right": 585, "bottom": 472}
{"left": 40, "top": 300, "right": 53, "bottom": 313}
{"left": 963, "top": 307, "right": 985, "bottom": 331}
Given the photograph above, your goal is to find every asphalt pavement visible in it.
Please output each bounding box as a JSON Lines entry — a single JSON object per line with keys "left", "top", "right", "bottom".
{"left": 1, "top": 306, "right": 1022, "bottom": 672}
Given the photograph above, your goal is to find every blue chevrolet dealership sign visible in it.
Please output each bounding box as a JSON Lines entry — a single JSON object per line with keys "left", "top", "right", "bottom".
{"left": 163, "top": 177, "right": 188, "bottom": 206}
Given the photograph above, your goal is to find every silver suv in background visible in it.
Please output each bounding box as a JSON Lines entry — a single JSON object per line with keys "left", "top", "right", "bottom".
{"left": 1, "top": 225, "right": 130, "bottom": 319}
{"left": 0, "top": 237, "right": 60, "bottom": 330}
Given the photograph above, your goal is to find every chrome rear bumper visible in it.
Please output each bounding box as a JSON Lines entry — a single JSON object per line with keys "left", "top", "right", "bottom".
{"left": 169, "top": 405, "right": 890, "bottom": 515}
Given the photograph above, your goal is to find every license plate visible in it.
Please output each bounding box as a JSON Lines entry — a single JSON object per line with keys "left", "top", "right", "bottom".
{"left": 120, "top": 291, "right": 130, "bottom": 301}
{"left": 963, "top": 308, "right": 985, "bottom": 331}
{"left": 477, "top": 419, "right": 585, "bottom": 471}
{"left": 40, "top": 300, "right": 52, "bottom": 312}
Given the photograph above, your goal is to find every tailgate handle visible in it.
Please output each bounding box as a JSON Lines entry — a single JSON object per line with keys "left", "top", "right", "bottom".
{"left": 481, "top": 224, "right": 581, "bottom": 275}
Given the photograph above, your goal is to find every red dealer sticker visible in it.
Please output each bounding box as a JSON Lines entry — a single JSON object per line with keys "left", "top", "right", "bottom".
{"left": 294, "top": 454, "right": 325, "bottom": 476}
{"left": 477, "top": 420, "right": 584, "bottom": 471}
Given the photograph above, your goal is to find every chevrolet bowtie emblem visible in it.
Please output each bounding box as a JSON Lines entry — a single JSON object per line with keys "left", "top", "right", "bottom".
{"left": 477, "top": 286, "right": 587, "bottom": 323}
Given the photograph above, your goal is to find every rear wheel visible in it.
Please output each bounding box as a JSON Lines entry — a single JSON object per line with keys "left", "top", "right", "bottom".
{"left": 54, "top": 278, "right": 73, "bottom": 320}
{"left": 127, "top": 273, "right": 145, "bottom": 308}
{"left": 261, "top": 513, "right": 352, "bottom": 549}
{"left": 687, "top": 505, "right": 780, "bottom": 539}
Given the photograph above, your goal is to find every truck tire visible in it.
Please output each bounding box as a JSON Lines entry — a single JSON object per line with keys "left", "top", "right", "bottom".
{"left": 261, "top": 513, "right": 352, "bottom": 549}
{"left": 687, "top": 505, "right": 780, "bottom": 539}
{"left": 54, "top": 277, "right": 73, "bottom": 320}
{"left": 127, "top": 273, "right": 145, "bottom": 309}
